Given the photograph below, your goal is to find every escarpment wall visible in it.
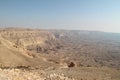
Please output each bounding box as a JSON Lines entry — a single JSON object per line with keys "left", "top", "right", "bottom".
{"left": 0, "top": 29, "right": 59, "bottom": 53}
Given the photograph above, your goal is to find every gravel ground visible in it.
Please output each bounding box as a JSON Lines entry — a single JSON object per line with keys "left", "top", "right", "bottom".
{"left": 0, "top": 68, "right": 75, "bottom": 80}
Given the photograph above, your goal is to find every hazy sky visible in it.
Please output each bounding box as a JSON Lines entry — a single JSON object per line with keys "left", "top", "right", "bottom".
{"left": 0, "top": 0, "right": 120, "bottom": 33}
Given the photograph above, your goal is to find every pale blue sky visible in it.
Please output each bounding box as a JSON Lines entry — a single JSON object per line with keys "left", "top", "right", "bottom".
{"left": 0, "top": 0, "right": 120, "bottom": 33}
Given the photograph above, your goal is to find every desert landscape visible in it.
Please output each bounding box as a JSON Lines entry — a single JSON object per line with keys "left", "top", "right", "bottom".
{"left": 1, "top": 0, "right": 120, "bottom": 80}
{"left": 0, "top": 28, "right": 120, "bottom": 80}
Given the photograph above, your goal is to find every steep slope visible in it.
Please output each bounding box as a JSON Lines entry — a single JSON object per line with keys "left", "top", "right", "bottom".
{"left": 0, "top": 28, "right": 60, "bottom": 68}
{"left": 0, "top": 34, "right": 31, "bottom": 67}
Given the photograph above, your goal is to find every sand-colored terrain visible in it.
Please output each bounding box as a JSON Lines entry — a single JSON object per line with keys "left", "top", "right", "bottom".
{"left": 0, "top": 28, "right": 120, "bottom": 80}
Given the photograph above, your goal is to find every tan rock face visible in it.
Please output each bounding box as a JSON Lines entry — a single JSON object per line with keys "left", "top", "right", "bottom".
{"left": 0, "top": 29, "right": 58, "bottom": 53}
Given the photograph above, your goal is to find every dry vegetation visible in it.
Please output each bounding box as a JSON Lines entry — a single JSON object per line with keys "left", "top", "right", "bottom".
{"left": 0, "top": 28, "right": 120, "bottom": 80}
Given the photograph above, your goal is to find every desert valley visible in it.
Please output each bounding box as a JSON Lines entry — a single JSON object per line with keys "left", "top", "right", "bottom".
{"left": 0, "top": 28, "right": 120, "bottom": 80}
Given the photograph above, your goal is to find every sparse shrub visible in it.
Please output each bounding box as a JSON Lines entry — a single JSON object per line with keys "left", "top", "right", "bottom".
{"left": 68, "top": 62, "right": 75, "bottom": 67}
{"left": 87, "top": 65, "right": 91, "bottom": 67}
